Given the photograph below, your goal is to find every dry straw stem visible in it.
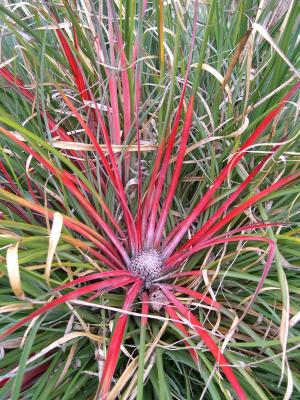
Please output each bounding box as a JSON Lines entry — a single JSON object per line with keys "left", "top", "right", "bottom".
{"left": 6, "top": 242, "right": 25, "bottom": 300}
{"left": 52, "top": 142, "right": 158, "bottom": 152}
{"left": 109, "top": 321, "right": 169, "bottom": 400}
{"left": 45, "top": 212, "right": 63, "bottom": 287}
{"left": 252, "top": 22, "right": 300, "bottom": 79}
{"left": 221, "top": 28, "right": 253, "bottom": 92}
{"left": 2, "top": 332, "right": 103, "bottom": 380}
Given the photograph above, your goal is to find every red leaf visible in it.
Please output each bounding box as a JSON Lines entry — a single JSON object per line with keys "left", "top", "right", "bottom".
{"left": 99, "top": 280, "right": 143, "bottom": 399}
{"left": 162, "top": 284, "right": 221, "bottom": 309}
{"left": 54, "top": 27, "right": 90, "bottom": 102}
{"left": 0, "top": 67, "right": 88, "bottom": 171}
{"left": 0, "top": 277, "right": 135, "bottom": 341}
{"left": 165, "top": 233, "right": 275, "bottom": 323}
{"left": 0, "top": 361, "right": 50, "bottom": 390}
{"left": 163, "top": 145, "right": 280, "bottom": 258}
{"left": 162, "top": 270, "right": 204, "bottom": 280}
{"left": 144, "top": 3, "right": 199, "bottom": 248}
{"left": 60, "top": 93, "right": 138, "bottom": 255}
{"left": 161, "top": 287, "right": 248, "bottom": 400}
{"left": 53, "top": 270, "right": 132, "bottom": 293}
{"left": 0, "top": 126, "right": 130, "bottom": 264}
{"left": 153, "top": 96, "right": 195, "bottom": 247}
{"left": 164, "top": 83, "right": 300, "bottom": 253}
{"left": 0, "top": 189, "right": 123, "bottom": 268}
{"left": 203, "top": 173, "right": 300, "bottom": 241}
{"left": 165, "top": 304, "right": 199, "bottom": 364}
{"left": 0, "top": 160, "right": 21, "bottom": 196}
{"left": 107, "top": 0, "right": 131, "bottom": 140}
{"left": 0, "top": 67, "right": 34, "bottom": 101}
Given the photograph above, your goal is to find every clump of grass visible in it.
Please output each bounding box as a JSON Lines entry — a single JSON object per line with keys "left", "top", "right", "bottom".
{"left": 0, "top": 1, "right": 299, "bottom": 399}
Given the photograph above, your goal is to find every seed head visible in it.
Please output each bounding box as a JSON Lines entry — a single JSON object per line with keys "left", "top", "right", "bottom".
{"left": 128, "top": 249, "right": 162, "bottom": 288}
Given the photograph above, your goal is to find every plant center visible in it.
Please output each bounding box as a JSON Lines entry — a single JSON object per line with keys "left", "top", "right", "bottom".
{"left": 128, "top": 249, "right": 163, "bottom": 288}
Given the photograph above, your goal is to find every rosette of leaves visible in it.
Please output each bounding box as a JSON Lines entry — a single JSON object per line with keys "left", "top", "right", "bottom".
{"left": 0, "top": 1, "right": 299, "bottom": 399}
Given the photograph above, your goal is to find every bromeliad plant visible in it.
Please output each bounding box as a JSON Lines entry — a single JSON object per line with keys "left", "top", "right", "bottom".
{"left": 0, "top": 1, "right": 299, "bottom": 399}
